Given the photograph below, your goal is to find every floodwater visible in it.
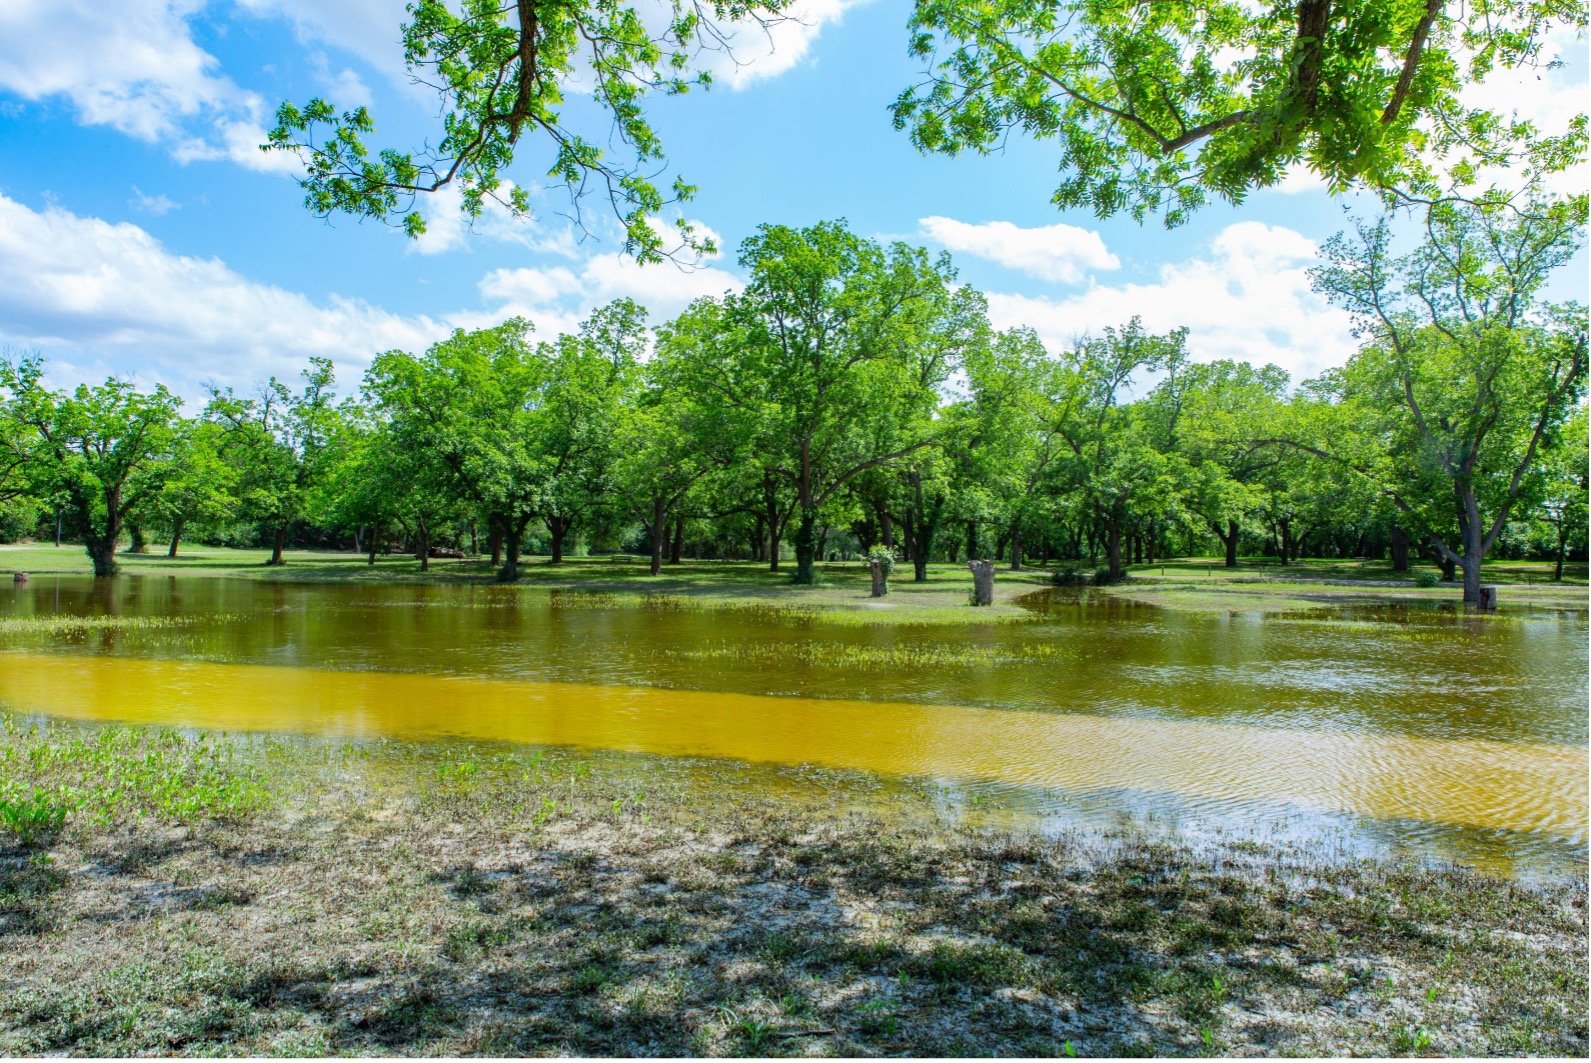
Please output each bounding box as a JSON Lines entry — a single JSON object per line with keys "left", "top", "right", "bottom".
{"left": 3, "top": 575, "right": 1586, "bottom": 877}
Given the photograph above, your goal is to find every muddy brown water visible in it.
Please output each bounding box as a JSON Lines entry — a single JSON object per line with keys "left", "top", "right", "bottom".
{"left": 3, "top": 576, "right": 1586, "bottom": 877}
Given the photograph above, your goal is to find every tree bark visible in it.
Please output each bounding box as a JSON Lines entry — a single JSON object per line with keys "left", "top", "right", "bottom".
{"left": 1106, "top": 519, "right": 1123, "bottom": 581}
{"left": 88, "top": 533, "right": 119, "bottom": 577}
{"left": 1008, "top": 527, "right": 1022, "bottom": 571}
{"left": 498, "top": 521, "right": 523, "bottom": 581}
{"left": 1389, "top": 526, "right": 1410, "bottom": 573}
{"left": 548, "top": 515, "right": 569, "bottom": 565}
{"left": 128, "top": 524, "right": 149, "bottom": 554}
{"left": 669, "top": 517, "right": 684, "bottom": 565}
{"left": 368, "top": 523, "right": 378, "bottom": 565}
{"left": 167, "top": 519, "right": 184, "bottom": 559}
{"left": 1223, "top": 521, "right": 1239, "bottom": 567}
{"left": 489, "top": 519, "right": 504, "bottom": 568}
{"left": 793, "top": 507, "right": 818, "bottom": 584}
{"left": 869, "top": 559, "right": 888, "bottom": 597}
{"left": 266, "top": 523, "right": 287, "bottom": 566}
{"left": 417, "top": 520, "right": 431, "bottom": 573}
{"left": 968, "top": 559, "right": 994, "bottom": 606}
{"left": 649, "top": 496, "right": 666, "bottom": 577}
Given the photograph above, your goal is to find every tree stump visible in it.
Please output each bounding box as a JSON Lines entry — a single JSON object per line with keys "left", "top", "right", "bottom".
{"left": 968, "top": 559, "right": 994, "bottom": 606}
{"left": 869, "top": 559, "right": 888, "bottom": 598}
{"left": 1476, "top": 585, "right": 1497, "bottom": 612}
{"left": 12, "top": 572, "right": 26, "bottom": 584}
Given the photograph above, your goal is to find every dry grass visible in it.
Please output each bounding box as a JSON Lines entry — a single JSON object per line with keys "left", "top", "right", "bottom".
{"left": 0, "top": 717, "right": 1584, "bottom": 1057}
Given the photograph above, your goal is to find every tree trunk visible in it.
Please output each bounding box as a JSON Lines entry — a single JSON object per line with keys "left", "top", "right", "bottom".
{"left": 1389, "top": 526, "right": 1410, "bottom": 573}
{"left": 417, "top": 522, "right": 430, "bottom": 573}
{"left": 649, "top": 496, "right": 666, "bottom": 577}
{"left": 669, "top": 517, "right": 684, "bottom": 565}
{"left": 793, "top": 507, "right": 818, "bottom": 584}
{"left": 368, "top": 524, "right": 378, "bottom": 565}
{"left": 549, "top": 515, "right": 569, "bottom": 565}
{"left": 266, "top": 524, "right": 287, "bottom": 566}
{"left": 1459, "top": 523, "right": 1483, "bottom": 605}
{"left": 489, "top": 520, "right": 504, "bottom": 568}
{"left": 167, "top": 519, "right": 184, "bottom": 558}
{"left": 869, "top": 559, "right": 888, "bottom": 598}
{"left": 1009, "top": 527, "right": 1022, "bottom": 571}
{"left": 498, "top": 522, "right": 523, "bottom": 581}
{"left": 1106, "top": 519, "right": 1123, "bottom": 581}
{"left": 1223, "top": 521, "right": 1239, "bottom": 568}
{"left": 128, "top": 524, "right": 149, "bottom": 554}
{"left": 968, "top": 559, "right": 994, "bottom": 606}
{"left": 88, "top": 533, "right": 119, "bottom": 577}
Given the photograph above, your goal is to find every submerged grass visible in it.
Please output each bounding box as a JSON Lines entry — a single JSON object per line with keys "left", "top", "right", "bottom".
{"left": 664, "top": 638, "right": 1076, "bottom": 669}
{"left": 0, "top": 714, "right": 1583, "bottom": 1057}
{"left": 0, "top": 614, "right": 241, "bottom": 638}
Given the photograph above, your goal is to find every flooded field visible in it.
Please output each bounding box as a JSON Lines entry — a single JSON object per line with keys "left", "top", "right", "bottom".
{"left": 3, "top": 575, "right": 1585, "bottom": 876}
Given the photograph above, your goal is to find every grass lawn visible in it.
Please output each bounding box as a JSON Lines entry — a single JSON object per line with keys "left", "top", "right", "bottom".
{"left": 1, "top": 716, "right": 1584, "bottom": 1057}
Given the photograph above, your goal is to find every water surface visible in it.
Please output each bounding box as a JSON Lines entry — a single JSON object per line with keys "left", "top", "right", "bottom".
{"left": 3, "top": 575, "right": 1585, "bottom": 876}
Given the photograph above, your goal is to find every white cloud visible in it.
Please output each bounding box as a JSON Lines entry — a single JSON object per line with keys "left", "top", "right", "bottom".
{"left": 0, "top": 192, "right": 446, "bottom": 394}
{"left": 0, "top": 192, "right": 744, "bottom": 398}
{"left": 233, "top": 0, "right": 408, "bottom": 91}
{"left": 986, "top": 222, "right": 1356, "bottom": 381}
{"left": 479, "top": 252, "right": 743, "bottom": 327}
{"left": 920, "top": 216, "right": 1120, "bottom": 283}
{"left": 0, "top": 0, "right": 236, "bottom": 142}
{"left": 703, "top": 0, "right": 865, "bottom": 89}
{"left": 130, "top": 187, "right": 180, "bottom": 215}
{"left": 0, "top": 0, "right": 305, "bottom": 176}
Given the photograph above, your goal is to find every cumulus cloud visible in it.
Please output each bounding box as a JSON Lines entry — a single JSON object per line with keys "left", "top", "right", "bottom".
{"left": 705, "top": 0, "right": 864, "bottom": 89}
{"left": 984, "top": 222, "right": 1357, "bottom": 382}
{"left": 0, "top": 193, "right": 745, "bottom": 397}
{"left": 0, "top": 0, "right": 306, "bottom": 176}
{"left": 0, "top": 192, "right": 448, "bottom": 395}
{"left": 920, "top": 216, "right": 1120, "bottom": 283}
{"left": 477, "top": 251, "right": 743, "bottom": 330}
{"left": 0, "top": 0, "right": 237, "bottom": 142}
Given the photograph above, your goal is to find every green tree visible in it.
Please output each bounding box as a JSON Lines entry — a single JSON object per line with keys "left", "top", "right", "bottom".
{"left": 366, "top": 321, "right": 549, "bottom": 580}
{"left": 894, "top": 0, "right": 1587, "bottom": 225}
{"left": 152, "top": 420, "right": 236, "bottom": 558}
{"left": 267, "top": 0, "right": 787, "bottom": 261}
{"left": 1302, "top": 201, "right": 1588, "bottom": 601}
{"left": 1, "top": 357, "right": 182, "bottom": 577}
{"left": 538, "top": 300, "right": 646, "bottom": 563}
{"left": 668, "top": 221, "right": 964, "bottom": 583}
{"left": 1535, "top": 405, "right": 1587, "bottom": 581}
{"left": 207, "top": 357, "right": 343, "bottom": 566}
{"left": 1055, "top": 320, "right": 1188, "bottom": 580}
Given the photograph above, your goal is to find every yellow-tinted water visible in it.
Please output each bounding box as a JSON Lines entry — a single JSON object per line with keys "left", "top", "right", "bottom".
{"left": 1, "top": 649, "right": 1584, "bottom": 841}
{"left": 2, "top": 576, "right": 1586, "bottom": 873}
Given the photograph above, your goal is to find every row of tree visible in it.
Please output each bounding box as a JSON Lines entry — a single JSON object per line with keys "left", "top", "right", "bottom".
{"left": 3, "top": 204, "right": 1586, "bottom": 603}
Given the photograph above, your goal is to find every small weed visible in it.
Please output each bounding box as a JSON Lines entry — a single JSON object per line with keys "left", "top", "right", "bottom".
{"left": 0, "top": 791, "right": 68, "bottom": 847}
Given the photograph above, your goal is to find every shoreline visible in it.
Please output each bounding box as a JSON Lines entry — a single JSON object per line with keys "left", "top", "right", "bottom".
{"left": 1, "top": 718, "right": 1586, "bottom": 1056}
{"left": 3, "top": 545, "right": 1586, "bottom": 622}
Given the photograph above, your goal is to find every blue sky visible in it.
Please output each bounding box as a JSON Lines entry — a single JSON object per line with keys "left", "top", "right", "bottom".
{"left": 0, "top": 0, "right": 1584, "bottom": 399}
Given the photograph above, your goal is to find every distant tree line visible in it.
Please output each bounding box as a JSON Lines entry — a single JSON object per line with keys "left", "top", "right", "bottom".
{"left": 2, "top": 204, "right": 1585, "bottom": 603}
